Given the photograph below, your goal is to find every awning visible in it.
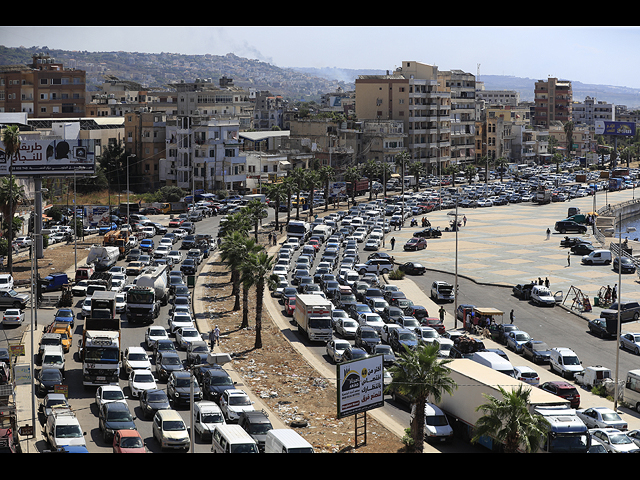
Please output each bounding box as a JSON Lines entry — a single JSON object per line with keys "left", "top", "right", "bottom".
{"left": 279, "top": 160, "right": 291, "bottom": 166}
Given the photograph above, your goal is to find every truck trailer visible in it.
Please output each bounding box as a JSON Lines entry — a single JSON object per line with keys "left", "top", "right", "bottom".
{"left": 437, "top": 359, "right": 590, "bottom": 453}
{"left": 293, "top": 294, "right": 333, "bottom": 342}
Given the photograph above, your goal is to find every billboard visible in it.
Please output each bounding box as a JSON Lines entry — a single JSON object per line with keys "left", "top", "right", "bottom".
{"left": 336, "top": 354, "right": 384, "bottom": 418}
{"left": 595, "top": 120, "right": 637, "bottom": 137}
{"left": 0, "top": 139, "right": 96, "bottom": 176}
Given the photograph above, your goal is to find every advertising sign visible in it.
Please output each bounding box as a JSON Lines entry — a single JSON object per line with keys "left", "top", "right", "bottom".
{"left": 0, "top": 139, "right": 96, "bottom": 176}
{"left": 595, "top": 120, "right": 637, "bottom": 137}
{"left": 336, "top": 354, "right": 384, "bottom": 418}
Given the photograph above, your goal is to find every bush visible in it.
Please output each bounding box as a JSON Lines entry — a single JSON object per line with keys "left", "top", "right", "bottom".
{"left": 388, "top": 269, "right": 405, "bottom": 280}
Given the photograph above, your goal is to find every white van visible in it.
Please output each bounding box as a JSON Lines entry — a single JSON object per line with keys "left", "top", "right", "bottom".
{"left": 581, "top": 249, "right": 612, "bottom": 265}
{"left": 264, "top": 428, "right": 315, "bottom": 453}
{"left": 471, "top": 351, "right": 515, "bottom": 377}
{"left": 624, "top": 370, "right": 640, "bottom": 412}
{"left": 42, "top": 345, "right": 65, "bottom": 376}
{"left": 311, "top": 225, "right": 332, "bottom": 242}
{"left": 411, "top": 403, "right": 453, "bottom": 443}
{"left": 549, "top": 347, "right": 584, "bottom": 379}
{"left": 211, "top": 424, "right": 259, "bottom": 453}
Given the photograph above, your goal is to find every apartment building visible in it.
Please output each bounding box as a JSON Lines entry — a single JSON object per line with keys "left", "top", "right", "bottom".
{"left": 355, "top": 61, "right": 451, "bottom": 173}
{"left": 0, "top": 54, "right": 86, "bottom": 118}
{"left": 440, "top": 69, "right": 476, "bottom": 165}
{"left": 162, "top": 117, "right": 245, "bottom": 192}
{"left": 124, "top": 111, "right": 167, "bottom": 191}
{"left": 572, "top": 96, "right": 615, "bottom": 126}
{"left": 534, "top": 77, "right": 572, "bottom": 127}
{"left": 253, "top": 91, "right": 287, "bottom": 130}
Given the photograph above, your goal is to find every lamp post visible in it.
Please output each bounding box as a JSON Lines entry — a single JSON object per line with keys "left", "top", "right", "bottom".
{"left": 127, "top": 155, "right": 136, "bottom": 228}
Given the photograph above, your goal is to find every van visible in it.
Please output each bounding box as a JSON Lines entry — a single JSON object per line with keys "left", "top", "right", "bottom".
{"left": 624, "top": 370, "right": 640, "bottom": 412}
{"left": 264, "top": 428, "right": 315, "bottom": 453}
{"left": 549, "top": 347, "right": 584, "bottom": 379}
{"left": 211, "top": 424, "right": 259, "bottom": 453}
{"left": 41, "top": 345, "right": 65, "bottom": 376}
{"left": 471, "top": 351, "right": 515, "bottom": 377}
{"left": 311, "top": 225, "right": 332, "bottom": 242}
{"left": 410, "top": 403, "right": 454, "bottom": 443}
{"left": 581, "top": 249, "right": 612, "bottom": 265}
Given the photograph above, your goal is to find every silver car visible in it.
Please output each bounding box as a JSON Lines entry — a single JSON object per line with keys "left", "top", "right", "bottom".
{"left": 620, "top": 332, "right": 640, "bottom": 355}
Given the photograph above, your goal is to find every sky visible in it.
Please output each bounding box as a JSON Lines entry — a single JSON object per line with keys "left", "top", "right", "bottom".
{"left": 2, "top": 25, "right": 640, "bottom": 89}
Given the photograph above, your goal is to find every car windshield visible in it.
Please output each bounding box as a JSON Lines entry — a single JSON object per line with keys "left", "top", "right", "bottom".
{"left": 162, "top": 356, "right": 182, "bottom": 366}
{"left": 515, "top": 333, "right": 530, "bottom": 341}
{"left": 532, "top": 343, "right": 549, "bottom": 351}
{"left": 609, "top": 433, "right": 633, "bottom": 445}
{"left": 134, "top": 372, "right": 155, "bottom": 383}
{"left": 120, "top": 436, "right": 144, "bottom": 448}
{"left": 56, "top": 425, "right": 83, "bottom": 438}
{"left": 163, "top": 420, "right": 186, "bottom": 431}
{"left": 229, "top": 394, "right": 251, "bottom": 406}
{"left": 103, "top": 390, "right": 125, "bottom": 401}
{"left": 563, "top": 356, "right": 580, "bottom": 366}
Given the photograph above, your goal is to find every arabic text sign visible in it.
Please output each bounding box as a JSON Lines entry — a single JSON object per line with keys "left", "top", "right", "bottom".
{"left": 595, "top": 120, "right": 637, "bottom": 137}
{"left": 336, "top": 354, "right": 384, "bottom": 418}
{"left": 0, "top": 139, "right": 96, "bottom": 175}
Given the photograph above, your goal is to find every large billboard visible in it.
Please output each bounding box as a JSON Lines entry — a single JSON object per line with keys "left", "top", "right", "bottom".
{"left": 0, "top": 139, "right": 96, "bottom": 176}
{"left": 595, "top": 120, "right": 637, "bottom": 137}
{"left": 336, "top": 354, "right": 384, "bottom": 419}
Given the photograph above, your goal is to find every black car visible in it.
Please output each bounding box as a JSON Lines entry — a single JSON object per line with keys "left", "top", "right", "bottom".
{"left": 398, "top": 262, "right": 427, "bottom": 275}
{"left": 139, "top": 388, "right": 171, "bottom": 419}
{"left": 201, "top": 366, "right": 236, "bottom": 403}
{"left": 415, "top": 227, "right": 442, "bottom": 239}
{"left": 167, "top": 371, "right": 202, "bottom": 407}
{"left": 560, "top": 236, "right": 590, "bottom": 248}
{"left": 367, "top": 252, "right": 395, "bottom": 262}
{"left": 512, "top": 283, "right": 534, "bottom": 300}
{"left": 180, "top": 258, "right": 197, "bottom": 275}
{"left": 554, "top": 220, "right": 587, "bottom": 234}
{"left": 37, "top": 368, "right": 64, "bottom": 396}
{"left": 98, "top": 402, "right": 137, "bottom": 442}
{"left": 613, "top": 256, "right": 637, "bottom": 273}
{"left": 587, "top": 317, "right": 616, "bottom": 339}
{"left": 181, "top": 234, "right": 197, "bottom": 250}
{"left": 601, "top": 301, "right": 640, "bottom": 322}
{"left": 382, "top": 306, "right": 405, "bottom": 324}
{"left": 155, "top": 351, "right": 184, "bottom": 381}
{"left": 521, "top": 340, "right": 553, "bottom": 364}
{"left": 126, "top": 248, "right": 142, "bottom": 262}
{"left": 355, "top": 326, "right": 381, "bottom": 353}
{"left": 571, "top": 243, "right": 595, "bottom": 255}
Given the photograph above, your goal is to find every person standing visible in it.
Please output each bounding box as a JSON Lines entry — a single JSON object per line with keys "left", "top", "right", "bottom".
{"left": 390, "top": 237, "right": 396, "bottom": 250}
{"left": 567, "top": 252, "right": 571, "bottom": 267}
{"left": 510, "top": 309, "right": 514, "bottom": 324}
{"left": 463, "top": 215, "right": 467, "bottom": 226}
{"left": 439, "top": 306, "right": 446, "bottom": 323}
{"left": 546, "top": 228, "right": 551, "bottom": 240}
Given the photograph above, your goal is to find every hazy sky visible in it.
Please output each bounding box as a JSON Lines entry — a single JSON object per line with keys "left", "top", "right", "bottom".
{"left": 2, "top": 26, "right": 639, "bottom": 89}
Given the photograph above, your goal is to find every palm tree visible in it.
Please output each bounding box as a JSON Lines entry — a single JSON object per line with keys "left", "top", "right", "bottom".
{"left": 360, "top": 159, "right": 379, "bottom": 201}
{"left": 1, "top": 126, "right": 21, "bottom": 273}
{"left": 218, "top": 211, "right": 250, "bottom": 238}
{"left": 265, "top": 182, "right": 287, "bottom": 232}
{"left": 493, "top": 157, "right": 508, "bottom": 182}
{"left": 408, "top": 161, "right": 426, "bottom": 192}
{"left": 385, "top": 343, "right": 457, "bottom": 453}
{"left": 552, "top": 152, "right": 563, "bottom": 174}
{"left": 563, "top": 121, "right": 574, "bottom": 159}
{"left": 219, "top": 231, "right": 250, "bottom": 312}
{"left": 289, "top": 167, "right": 305, "bottom": 220}
{"left": 318, "top": 165, "right": 335, "bottom": 212}
{"left": 304, "top": 169, "right": 321, "bottom": 218}
{"left": 464, "top": 164, "right": 477, "bottom": 184}
{"left": 238, "top": 237, "right": 265, "bottom": 329}
{"left": 243, "top": 199, "right": 268, "bottom": 242}
{"left": 344, "top": 166, "right": 360, "bottom": 204}
{"left": 241, "top": 250, "right": 278, "bottom": 349}
{"left": 282, "top": 176, "right": 295, "bottom": 225}
{"left": 472, "top": 383, "right": 550, "bottom": 453}
{"left": 395, "top": 150, "right": 411, "bottom": 192}
{"left": 379, "top": 161, "right": 393, "bottom": 199}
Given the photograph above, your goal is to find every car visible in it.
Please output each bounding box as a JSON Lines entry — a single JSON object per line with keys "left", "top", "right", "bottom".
{"left": 570, "top": 243, "right": 595, "bottom": 255}
{"left": 186, "top": 340, "right": 210, "bottom": 367}
{"left": 577, "top": 407, "right": 628, "bottom": 430}
{"left": 491, "top": 323, "right": 520, "bottom": 344}
{"left": 140, "top": 239, "right": 155, "bottom": 253}
{"left": 414, "top": 227, "right": 442, "bottom": 239}
{"left": 40, "top": 393, "right": 70, "bottom": 417}
{"left": 358, "top": 312, "right": 385, "bottom": 333}
{"left": 200, "top": 366, "right": 236, "bottom": 403}
{"left": 139, "top": 388, "right": 171, "bottom": 420}
{"left": 521, "top": 340, "right": 553, "bottom": 364}
{"left": 398, "top": 262, "right": 427, "bottom": 275}
{"left": 601, "top": 301, "right": 640, "bottom": 323}
{"left": 219, "top": 389, "right": 255, "bottom": 423}
{"left": 152, "top": 409, "right": 190, "bottom": 451}
{"left": 414, "top": 326, "right": 440, "bottom": 345}
{"left": 512, "top": 283, "right": 534, "bottom": 300}
{"left": 2, "top": 308, "right": 24, "bottom": 326}
{"left": 530, "top": 285, "right": 556, "bottom": 307}
{"left": 589, "top": 428, "right": 640, "bottom": 453}
{"left": 373, "top": 344, "right": 397, "bottom": 367}
{"left": 620, "top": 332, "right": 640, "bottom": 355}
{"left": 389, "top": 328, "right": 419, "bottom": 353}
{"left": 167, "top": 370, "right": 202, "bottom": 407}
{"left": 627, "top": 429, "right": 640, "bottom": 448}
{"left": 363, "top": 238, "right": 380, "bottom": 251}
{"left": 128, "top": 369, "right": 158, "bottom": 398}
{"left": 422, "top": 317, "right": 445, "bottom": 335}
{"left": 0, "top": 289, "right": 29, "bottom": 309}
{"left": 336, "top": 317, "right": 359, "bottom": 339}
{"left": 155, "top": 351, "right": 184, "bottom": 381}
{"left": 326, "top": 338, "right": 351, "bottom": 363}
{"left": 95, "top": 385, "right": 128, "bottom": 408}
{"left": 169, "top": 311, "right": 194, "bottom": 334}
{"left": 613, "top": 256, "right": 636, "bottom": 273}
{"left": 122, "top": 346, "right": 152, "bottom": 376}
{"left": 380, "top": 323, "right": 402, "bottom": 344}
{"left": 342, "top": 345, "right": 369, "bottom": 362}
{"left": 549, "top": 347, "right": 583, "bottom": 380}
{"left": 112, "top": 429, "right": 146, "bottom": 453}
{"left": 14, "top": 236, "right": 32, "bottom": 248}
{"left": 539, "top": 381, "right": 580, "bottom": 408}
{"left": 145, "top": 326, "right": 169, "bottom": 349}
{"left": 355, "top": 259, "right": 394, "bottom": 275}
{"left": 403, "top": 237, "right": 427, "bottom": 251}
{"left": 513, "top": 366, "right": 540, "bottom": 386}
{"left": 355, "top": 325, "right": 381, "bottom": 353}
{"left": 505, "top": 330, "right": 531, "bottom": 353}
{"left": 45, "top": 408, "right": 87, "bottom": 451}
{"left": 98, "top": 401, "right": 137, "bottom": 442}
{"left": 588, "top": 318, "right": 616, "bottom": 339}
{"left": 53, "top": 308, "right": 74, "bottom": 327}
{"left": 115, "top": 293, "right": 126, "bottom": 314}
{"left": 175, "top": 326, "right": 201, "bottom": 350}
{"left": 153, "top": 338, "right": 178, "bottom": 363}
{"left": 38, "top": 368, "right": 64, "bottom": 396}
{"left": 554, "top": 220, "right": 587, "bottom": 234}
{"left": 126, "top": 261, "right": 144, "bottom": 276}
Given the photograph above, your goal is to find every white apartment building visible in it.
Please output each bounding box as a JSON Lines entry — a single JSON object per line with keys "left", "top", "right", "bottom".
{"left": 572, "top": 96, "right": 615, "bottom": 126}
{"left": 161, "top": 116, "right": 246, "bottom": 192}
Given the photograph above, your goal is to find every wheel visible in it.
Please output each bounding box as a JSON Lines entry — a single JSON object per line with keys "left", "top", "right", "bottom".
{"left": 636, "top": 347, "right": 640, "bottom": 355}
{"left": 382, "top": 269, "right": 389, "bottom": 274}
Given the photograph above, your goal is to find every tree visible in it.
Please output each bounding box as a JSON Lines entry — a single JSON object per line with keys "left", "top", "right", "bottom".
{"left": 360, "top": 159, "right": 379, "bottom": 201}
{"left": 493, "top": 157, "right": 508, "bottom": 183}
{"left": 238, "top": 237, "right": 265, "bottom": 329}
{"left": 303, "top": 169, "right": 320, "bottom": 218}
{"left": 265, "top": 182, "right": 287, "bottom": 231}
{"left": 282, "top": 176, "right": 296, "bottom": 225}
{"left": 563, "top": 121, "right": 574, "bottom": 158}
{"left": 241, "top": 250, "right": 278, "bottom": 349}
{"left": 552, "top": 153, "right": 563, "bottom": 174}
{"left": 395, "top": 151, "right": 411, "bottom": 192}
{"left": 344, "top": 166, "right": 360, "bottom": 203}
{"left": 408, "top": 161, "right": 426, "bottom": 192}
{"left": 219, "top": 230, "right": 250, "bottom": 312}
{"left": 289, "top": 167, "right": 305, "bottom": 220}
{"left": 464, "top": 164, "right": 477, "bottom": 184}
{"left": 1, "top": 125, "right": 22, "bottom": 274}
{"left": 385, "top": 343, "right": 457, "bottom": 453}
{"left": 243, "top": 199, "right": 268, "bottom": 242}
{"left": 379, "top": 162, "right": 393, "bottom": 199}
{"left": 318, "top": 165, "right": 335, "bottom": 212}
{"left": 472, "top": 383, "right": 550, "bottom": 453}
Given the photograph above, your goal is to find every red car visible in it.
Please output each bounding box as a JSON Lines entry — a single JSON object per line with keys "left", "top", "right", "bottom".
{"left": 539, "top": 381, "right": 580, "bottom": 408}
{"left": 169, "top": 218, "right": 184, "bottom": 228}
{"left": 421, "top": 317, "right": 445, "bottom": 335}
{"left": 284, "top": 296, "right": 296, "bottom": 316}
{"left": 113, "top": 429, "right": 146, "bottom": 453}
{"left": 308, "top": 239, "right": 321, "bottom": 251}
{"left": 404, "top": 237, "right": 427, "bottom": 251}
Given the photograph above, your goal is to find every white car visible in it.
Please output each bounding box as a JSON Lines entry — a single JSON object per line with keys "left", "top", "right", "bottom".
{"left": 80, "top": 297, "right": 92, "bottom": 319}
{"left": 167, "top": 251, "right": 183, "bottom": 264}
{"left": 145, "top": 326, "right": 169, "bottom": 349}
{"left": 169, "top": 311, "right": 194, "bottom": 334}
{"left": 434, "top": 337, "right": 454, "bottom": 357}
{"left": 414, "top": 326, "right": 439, "bottom": 345}
{"left": 219, "top": 389, "right": 255, "bottom": 423}
{"left": 358, "top": 312, "right": 385, "bottom": 333}
{"left": 128, "top": 369, "right": 157, "bottom": 398}
{"left": 620, "top": 332, "right": 640, "bottom": 355}
{"left": 0, "top": 274, "right": 13, "bottom": 292}
{"left": 326, "top": 338, "right": 351, "bottom": 363}
{"left": 589, "top": 428, "right": 640, "bottom": 453}
{"left": 577, "top": 407, "right": 627, "bottom": 430}
{"left": 175, "top": 327, "right": 201, "bottom": 350}
{"left": 72, "top": 280, "right": 89, "bottom": 297}
{"left": 122, "top": 346, "right": 152, "bottom": 376}
{"left": 115, "top": 293, "right": 126, "bottom": 314}
{"left": 2, "top": 308, "right": 24, "bottom": 326}
{"left": 94, "top": 385, "right": 128, "bottom": 408}
{"left": 513, "top": 366, "right": 540, "bottom": 386}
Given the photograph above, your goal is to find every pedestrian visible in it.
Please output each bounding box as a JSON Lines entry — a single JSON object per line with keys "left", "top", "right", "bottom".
{"left": 390, "top": 237, "right": 395, "bottom": 250}
{"left": 510, "top": 309, "right": 514, "bottom": 324}
{"left": 213, "top": 325, "right": 220, "bottom": 347}
{"left": 567, "top": 252, "right": 571, "bottom": 267}
{"left": 613, "top": 284, "right": 617, "bottom": 302}
{"left": 463, "top": 215, "right": 467, "bottom": 226}
{"left": 546, "top": 228, "right": 551, "bottom": 240}
{"left": 439, "top": 306, "right": 445, "bottom": 322}
{"left": 545, "top": 277, "right": 550, "bottom": 288}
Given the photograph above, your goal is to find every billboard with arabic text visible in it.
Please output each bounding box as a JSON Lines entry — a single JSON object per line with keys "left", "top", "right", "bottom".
{"left": 336, "top": 354, "right": 384, "bottom": 418}
{"left": 0, "top": 139, "right": 96, "bottom": 176}
{"left": 595, "top": 120, "right": 637, "bottom": 137}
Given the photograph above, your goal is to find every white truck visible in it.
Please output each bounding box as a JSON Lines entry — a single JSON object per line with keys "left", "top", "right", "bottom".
{"left": 293, "top": 294, "right": 333, "bottom": 342}
{"left": 86, "top": 245, "right": 120, "bottom": 271}
{"left": 285, "top": 220, "right": 310, "bottom": 243}
{"left": 134, "top": 265, "right": 169, "bottom": 307}
{"left": 437, "top": 359, "right": 590, "bottom": 453}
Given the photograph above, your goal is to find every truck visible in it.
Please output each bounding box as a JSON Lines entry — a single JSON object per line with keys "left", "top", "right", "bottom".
{"left": 103, "top": 230, "right": 131, "bottom": 260}
{"left": 293, "top": 294, "right": 333, "bottom": 342}
{"left": 437, "top": 359, "right": 590, "bottom": 453}
{"left": 609, "top": 177, "right": 624, "bottom": 191}
{"left": 285, "top": 220, "right": 310, "bottom": 243}
{"left": 41, "top": 273, "right": 69, "bottom": 292}
{"left": 125, "top": 285, "right": 158, "bottom": 324}
{"left": 45, "top": 321, "right": 73, "bottom": 353}
{"left": 79, "top": 291, "right": 121, "bottom": 387}
{"left": 346, "top": 179, "right": 369, "bottom": 198}
{"left": 535, "top": 185, "right": 552, "bottom": 205}
{"left": 134, "top": 265, "right": 169, "bottom": 307}
{"left": 86, "top": 245, "right": 120, "bottom": 271}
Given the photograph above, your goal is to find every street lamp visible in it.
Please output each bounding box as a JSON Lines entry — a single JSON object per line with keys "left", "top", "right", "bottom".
{"left": 127, "top": 155, "right": 136, "bottom": 227}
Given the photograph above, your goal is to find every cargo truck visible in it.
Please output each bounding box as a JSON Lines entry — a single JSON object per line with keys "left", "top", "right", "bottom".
{"left": 78, "top": 291, "right": 121, "bottom": 387}
{"left": 293, "top": 294, "right": 333, "bottom": 342}
{"left": 535, "top": 185, "right": 552, "bottom": 205}
{"left": 86, "top": 245, "right": 120, "bottom": 271}
{"left": 125, "top": 285, "right": 158, "bottom": 324}
{"left": 134, "top": 265, "right": 169, "bottom": 307}
{"left": 437, "top": 359, "right": 590, "bottom": 453}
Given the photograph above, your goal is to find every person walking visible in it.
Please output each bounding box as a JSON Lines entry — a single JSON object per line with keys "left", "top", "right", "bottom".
{"left": 510, "top": 309, "right": 514, "bottom": 324}
{"left": 463, "top": 215, "right": 467, "bottom": 226}
{"left": 546, "top": 228, "right": 551, "bottom": 240}
{"left": 210, "top": 325, "right": 220, "bottom": 348}
{"left": 545, "top": 277, "right": 550, "bottom": 288}
{"left": 390, "top": 237, "right": 396, "bottom": 250}
{"left": 439, "top": 306, "right": 446, "bottom": 323}
{"left": 567, "top": 252, "right": 571, "bottom": 267}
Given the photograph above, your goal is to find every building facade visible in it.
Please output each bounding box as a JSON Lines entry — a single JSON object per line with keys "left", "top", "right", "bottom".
{"left": 534, "top": 77, "right": 572, "bottom": 128}
{"left": 572, "top": 96, "right": 615, "bottom": 126}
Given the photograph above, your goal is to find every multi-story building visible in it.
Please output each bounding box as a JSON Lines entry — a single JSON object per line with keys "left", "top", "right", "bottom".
{"left": 534, "top": 77, "right": 572, "bottom": 128}
{"left": 124, "top": 110, "right": 167, "bottom": 191}
{"left": 355, "top": 61, "right": 451, "bottom": 173}
{"left": 440, "top": 69, "right": 476, "bottom": 165}
{"left": 572, "top": 96, "right": 615, "bottom": 126}
{"left": 162, "top": 117, "right": 246, "bottom": 193}
{"left": 253, "top": 91, "right": 287, "bottom": 130}
{"left": 476, "top": 84, "right": 520, "bottom": 107}
{"left": 0, "top": 54, "right": 86, "bottom": 118}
